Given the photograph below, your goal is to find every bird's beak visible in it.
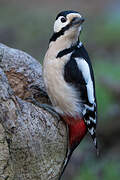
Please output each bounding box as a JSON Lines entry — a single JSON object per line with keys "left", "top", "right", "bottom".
{"left": 72, "top": 16, "right": 85, "bottom": 26}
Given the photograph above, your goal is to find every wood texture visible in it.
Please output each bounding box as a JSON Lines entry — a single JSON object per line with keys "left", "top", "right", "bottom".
{"left": 0, "top": 43, "right": 67, "bottom": 180}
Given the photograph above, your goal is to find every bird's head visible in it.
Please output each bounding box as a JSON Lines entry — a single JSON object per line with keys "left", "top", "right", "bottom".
{"left": 50, "top": 10, "right": 84, "bottom": 44}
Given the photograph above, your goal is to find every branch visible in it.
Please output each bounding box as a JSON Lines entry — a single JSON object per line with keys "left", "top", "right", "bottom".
{"left": 0, "top": 43, "right": 67, "bottom": 180}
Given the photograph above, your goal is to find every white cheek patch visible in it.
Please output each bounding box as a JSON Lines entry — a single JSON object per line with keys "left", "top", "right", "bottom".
{"left": 54, "top": 13, "right": 83, "bottom": 33}
{"left": 54, "top": 17, "right": 68, "bottom": 33}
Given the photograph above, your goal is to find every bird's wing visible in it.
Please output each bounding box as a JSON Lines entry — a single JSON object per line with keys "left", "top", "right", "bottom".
{"left": 64, "top": 44, "right": 98, "bottom": 149}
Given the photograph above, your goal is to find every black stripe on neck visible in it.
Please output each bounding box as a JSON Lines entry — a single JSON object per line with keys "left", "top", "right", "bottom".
{"left": 49, "top": 23, "right": 72, "bottom": 43}
{"left": 56, "top": 40, "right": 79, "bottom": 58}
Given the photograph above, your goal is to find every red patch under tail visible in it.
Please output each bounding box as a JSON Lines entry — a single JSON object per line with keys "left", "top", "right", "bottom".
{"left": 62, "top": 115, "right": 87, "bottom": 151}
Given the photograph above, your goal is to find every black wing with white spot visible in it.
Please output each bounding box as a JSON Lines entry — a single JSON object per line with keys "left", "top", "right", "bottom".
{"left": 64, "top": 43, "right": 98, "bottom": 151}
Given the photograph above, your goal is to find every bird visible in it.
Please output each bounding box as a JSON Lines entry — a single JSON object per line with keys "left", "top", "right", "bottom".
{"left": 42, "top": 10, "right": 98, "bottom": 178}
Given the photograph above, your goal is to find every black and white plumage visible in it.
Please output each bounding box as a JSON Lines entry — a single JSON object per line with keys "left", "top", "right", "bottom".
{"left": 43, "top": 10, "right": 98, "bottom": 153}
{"left": 61, "top": 41, "right": 97, "bottom": 149}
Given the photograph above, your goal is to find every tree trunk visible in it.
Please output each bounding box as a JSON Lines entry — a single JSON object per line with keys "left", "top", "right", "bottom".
{"left": 0, "top": 43, "right": 67, "bottom": 180}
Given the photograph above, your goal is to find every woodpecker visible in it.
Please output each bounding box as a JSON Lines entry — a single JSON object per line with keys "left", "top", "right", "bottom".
{"left": 43, "top": 10, "right": 98, "bottom": 177}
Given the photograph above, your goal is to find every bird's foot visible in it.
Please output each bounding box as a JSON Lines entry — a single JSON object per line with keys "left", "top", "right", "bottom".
{"left": 28, "top": 98, "right": 60, "bottom": 120}
{"left": 29, "top": 85, "right": 49, "bottom": 98}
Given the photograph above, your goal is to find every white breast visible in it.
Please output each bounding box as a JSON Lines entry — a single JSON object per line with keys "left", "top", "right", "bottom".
{"left": 43, "top": 52, "right": 81, "bottom": 116}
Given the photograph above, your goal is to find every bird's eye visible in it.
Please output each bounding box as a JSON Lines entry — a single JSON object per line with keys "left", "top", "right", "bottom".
{"left": 61, "top": 17, "right": 67, "bottom": 23}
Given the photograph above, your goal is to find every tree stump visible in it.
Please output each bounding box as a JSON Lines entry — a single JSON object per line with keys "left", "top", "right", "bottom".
{"left": 0, "top": 43, "right": 67, "bottom": 180}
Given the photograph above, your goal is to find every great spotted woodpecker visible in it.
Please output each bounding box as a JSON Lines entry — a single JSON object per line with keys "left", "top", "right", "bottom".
{"left": 43, "top": 10, "right": 98, "bottom": 177}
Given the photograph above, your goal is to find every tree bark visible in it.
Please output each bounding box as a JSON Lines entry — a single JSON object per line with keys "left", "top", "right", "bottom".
{"left": 0, "top": 43, "right": 67, "bottom": 180}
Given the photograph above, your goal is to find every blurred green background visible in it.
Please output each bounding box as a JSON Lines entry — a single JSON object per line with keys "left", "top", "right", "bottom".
{"left": 0, "top": 0, "right": 120, "bottom": 179}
